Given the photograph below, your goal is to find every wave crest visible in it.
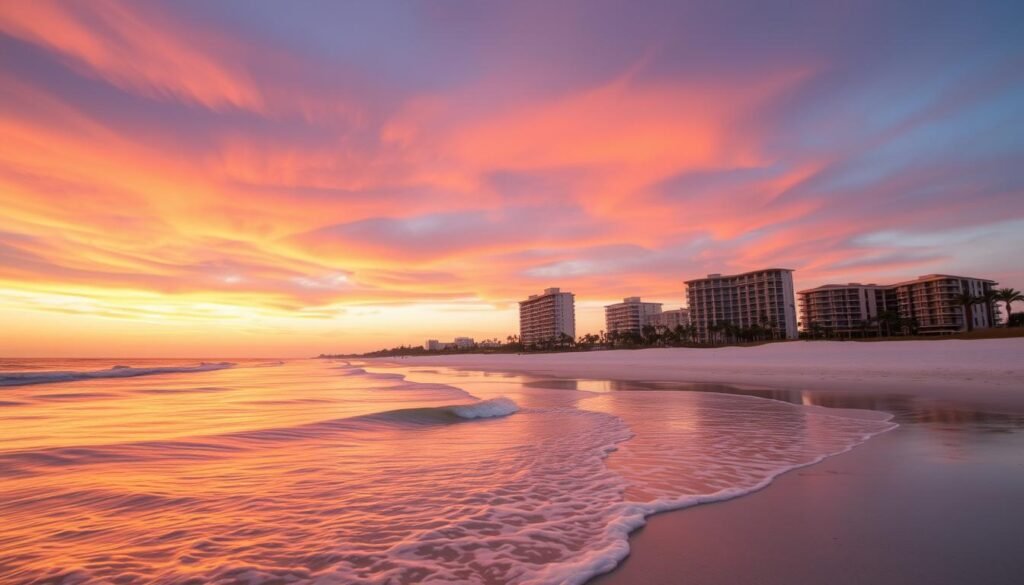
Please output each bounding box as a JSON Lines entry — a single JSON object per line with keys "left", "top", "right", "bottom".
{"left": 450, "top": 397, "right": 519, "bottom": 419}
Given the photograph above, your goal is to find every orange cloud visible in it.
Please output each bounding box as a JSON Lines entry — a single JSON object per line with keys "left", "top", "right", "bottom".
{"left": 1, "top": 1, "right": 1021, "bottom": 355}
{"left": 0, "top": 1, "right": 264, "bottom": 111}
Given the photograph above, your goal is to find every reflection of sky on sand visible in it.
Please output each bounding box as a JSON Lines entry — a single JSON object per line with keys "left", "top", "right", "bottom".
{"left": 379, "top": 364, "right": 897, "bottom": 506}
{"left": 383, "top": 363, "right": 1024, "bottom": 467}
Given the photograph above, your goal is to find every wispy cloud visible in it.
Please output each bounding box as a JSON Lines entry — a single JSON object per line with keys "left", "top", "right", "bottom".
{"left": 1, "top": 0, "right": 1022, "bottom": 354}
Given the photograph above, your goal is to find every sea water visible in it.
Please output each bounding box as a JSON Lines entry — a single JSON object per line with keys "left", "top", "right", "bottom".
{"left": 0, "top": 358, "right": 894, "bottom": 584}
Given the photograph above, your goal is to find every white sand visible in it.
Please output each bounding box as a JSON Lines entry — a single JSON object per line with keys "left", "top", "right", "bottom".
{"left": 371, "top": 339, "right": 1024, "bottom": 409}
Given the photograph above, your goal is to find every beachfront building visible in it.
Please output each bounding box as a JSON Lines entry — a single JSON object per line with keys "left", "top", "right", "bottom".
{"left": 604, "top": 297, "right": 663, "bottom": 336}
{"left": 890, "top": 274, "right": 997, "bottom": 334}
{"left": 424, "top": 337, "right": 475, "bottom": 351}
{"left": 648, "top": 308, "right": 690, "bottom": 331}
{"left": 798, "top": 274, "right": 998, "bottom": 336}
{"left": 519, "top": 288, "right": 575, "bottom": 346}
{"left": 798, "top": 283, "right": 895, "bottom": 337}
{"left": 685, "top": 269, "right": 799, "bottom": 343}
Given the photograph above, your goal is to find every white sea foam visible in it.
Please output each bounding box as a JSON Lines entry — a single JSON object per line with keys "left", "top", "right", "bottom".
{"left": 450, "top": 396, "right": 519, "bottom": 419}
{"left": 517, "top": 391, "right": 897, "bottom": 585}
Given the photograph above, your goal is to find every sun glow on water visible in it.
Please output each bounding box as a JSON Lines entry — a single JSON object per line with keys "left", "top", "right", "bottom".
{"left": 0, "top": 359, "right": 893, "bottom": 584}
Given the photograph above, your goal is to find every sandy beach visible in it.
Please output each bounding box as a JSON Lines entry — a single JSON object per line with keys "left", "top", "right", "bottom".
{"left": 374, "top": 339, "right": 1024, "bottom": 409}
{"left": 374, "top": 339, "right": 1024, "bottom": 584}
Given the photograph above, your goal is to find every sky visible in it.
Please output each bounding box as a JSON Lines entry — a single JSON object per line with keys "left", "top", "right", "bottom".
{"left": 1, "top": 0, "right": 1023, "bottom": 357}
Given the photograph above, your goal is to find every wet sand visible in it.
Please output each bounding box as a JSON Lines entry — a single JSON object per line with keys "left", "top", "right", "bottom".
{"left": 589, "top": 383, "right": 1024, "bottom": 584}
{"left": 579, "top": 378, "right": 1024, "bottom": 585}
{"left": 581, "top": 381, "right": 1024, "bottom": 584}
{"left": 591, "top": 415, "right": 1024, "bottom": 585}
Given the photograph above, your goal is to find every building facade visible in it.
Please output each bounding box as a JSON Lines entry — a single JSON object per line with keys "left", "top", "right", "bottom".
{"left": 453, "top": 336, "right": 475, "bottom": 349}
{"left": 685, "top": 269, "right": 799, "bottom": 343}
{"left": 799, "top": 274, "right": 998, "bottom": 336}
{"left": 798, "top": 284, "right": 895, "bottom": 337}
{"left": 424, "top": 337, "right": 475, "bottom": 351}
{"left": 519, "top": 288, "right": 575, "bottom": 346}
{"left": 647, "top": 308, "right": 690, "bottom": 331}
{"left": 604, "top": 297, "right": 663, "bottom": 335}
{"left": 891, "top": 274, "right": 997, "bottom": 334}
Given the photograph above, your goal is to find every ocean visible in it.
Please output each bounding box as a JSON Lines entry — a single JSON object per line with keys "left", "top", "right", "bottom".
{"left": 0, "top": 358, "right": 894, "bottom": 584}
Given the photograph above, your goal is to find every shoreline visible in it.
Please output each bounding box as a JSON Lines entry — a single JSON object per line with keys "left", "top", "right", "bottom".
{"left": 371, "top": 338, "right": 1024, "bottom": 584}
{"left": 590, "top": 421, "right": 1024, "bottom": 585}
{"left": 367, "top": 339, "right": 1024, "bottom": 411}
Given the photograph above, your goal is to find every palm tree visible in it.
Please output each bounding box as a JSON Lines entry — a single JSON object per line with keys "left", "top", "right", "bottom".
{"left": 995, "top": 288, "right": 1024, "bottom": 326}
{"left": 665, "top": 324, "right": 681, "bottom": 346}
{"left": 902, "top": 317, "right": 920, "bottom": 336}
{"left": 859, "top": 319, "right": 873, "bottom": 338}
{"left": 707, "top": 322, "right": 721, "bottom": 345}
{"left": 557, "top": 332, "right": 575, "bottom": 349}
{"left": 980, "top": 290, "right": 999, "bottom": 327}
{"left": 808, "top": 321, "right": 823, "bottom": 340}
{"left": 877, "top": 310, "right": 900, "bottom": 337}
{"left": 952, "top": 292, "right": 978, "bottom": 332}
{"left": 605, "top": 329, "right": 619, "bottom": 348}
{"left": 577, "top": 333, "right": 599, "bottom": 349}
{"left": 642, "top": 324, "right": 659, "bottom": 346}
{"left": 723, "top": 322, "right": 739, "bottom": 344}
{"left": 627, "top": 330, "right": 644, "bottom": 346}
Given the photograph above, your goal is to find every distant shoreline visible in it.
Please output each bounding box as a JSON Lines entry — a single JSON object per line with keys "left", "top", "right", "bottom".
{"left": 324, "top": 326, "right": 1024, "bottom": 359}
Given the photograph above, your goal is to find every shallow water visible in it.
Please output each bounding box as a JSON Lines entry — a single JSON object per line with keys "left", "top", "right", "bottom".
{"left": 0, "top": 359, "right": 894, "bottom": 584}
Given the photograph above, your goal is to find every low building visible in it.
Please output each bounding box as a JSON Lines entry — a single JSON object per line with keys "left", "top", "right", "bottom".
{"left": 519, "top": 288, "right": 575, "bottom": 346}
{"left": 424, "top": 337, "right": 475, "bottom": 351}
{"left": 604, "top": 297, "right": 663, "bottom": 335}
{"left": 686, "top": 268, "right": 799, "bottom": 343}
{"left": 798, "top": 283, "right": 894, "bottom": 337}
{"left": 648, "top": 308, "right": 690, "bottom": 332}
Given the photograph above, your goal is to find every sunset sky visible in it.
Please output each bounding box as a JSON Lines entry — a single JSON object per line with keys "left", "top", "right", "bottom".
{"left": 2, "top": 0, "right": 1023, "bottom": 356}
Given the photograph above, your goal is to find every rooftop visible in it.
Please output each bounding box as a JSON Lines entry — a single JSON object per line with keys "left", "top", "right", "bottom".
{"left": 889, "top": 274, "right": 997, "bottom": 287}
{"left": 685, "top": 268, "right": 794, "bottom": 284}
{"left": 797, "top": 283, "right": 885, "bottom": 294}
{"left": 521, "top": 287, "right": 573, "bottom": 304}
{"left": 799, "top": 274, "right": 997, "bottom": 294}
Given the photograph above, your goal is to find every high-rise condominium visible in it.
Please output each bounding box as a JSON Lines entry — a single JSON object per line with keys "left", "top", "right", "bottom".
{"left": 798, "top": 274, "right": 998, "bottom": 336}
{"left": 519, "top": 288, "right": 575, "bottom": 346}
{"left": 685, "top": 268, "right": 799, "bottom": 343}
{"left": 604, "top": 297, "right": 663, "bottom": 336}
